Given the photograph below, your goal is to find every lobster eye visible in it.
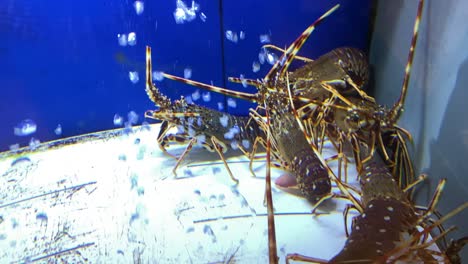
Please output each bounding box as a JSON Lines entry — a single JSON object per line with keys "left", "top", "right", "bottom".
{"left": 345, "top": 110, "right": 362, "bottom": 131}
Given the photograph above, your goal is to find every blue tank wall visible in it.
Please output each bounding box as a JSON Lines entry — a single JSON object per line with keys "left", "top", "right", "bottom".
{"left": 0, "top": 0, "right": 371, "bottom": 151}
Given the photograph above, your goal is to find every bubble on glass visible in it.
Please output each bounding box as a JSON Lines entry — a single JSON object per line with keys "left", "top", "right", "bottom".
{"left": 129, "top": 71, "right": 139, "bottom": 83}
{"left": 153, "top": 71, "right": 165, "bottom": 81}
{"left": 258, "top": 51, "right": 266, "bottom": 64}
{"left": 252, "top": 61, "right": 260, "bottom": 72}
{"left": 133, "top": 1, "right": 144, "bottom": 15}
{"left": 259, "top": 34, "right": 271, "bottom": 43}
{"left": 239, "top": 31, "right": 246, "bottom": 40}
{"left": 223, "top": 131, "right": 234, "bottom": 140}
{"left": 114, "top": 114, "right": 124, "bottom": 126}
{"left": 199, "top": 12, "right": 207, "bottom": 22}
{"left": 191, "top": 89, "right": 200, "bottom": 101}
{"left": 14, "top": 119, "right": 37, "bottom": 136}
{"left": 185, "top": 95, "right": 193, "bottom": 104}
{"left": 174, "top": 0, "right": 200, "bottom": 24}
{"left": 29, "top": 137, "right": 40, "bottom": 150}
{"left": 184, "top": 67, "right": 192, "bottom": 79}
{"left": 9, "top": 144, "right": 20, "bottom": 151}
{"left": 202, "top": 92, "right": 211, "bottom": 102}
{"left": 266, "top": 52, "right": 278, "bottom": 65}
{"left": 54, "top": 124, "right": 62, "bottom": 136}
{"left": 225, "top": 30, "right": 238, "bottom": 43}
{"left": 117, "top": 34, "right": 127, "bottom": 46}
{"left": 239, "top": 74, "right": 247, "bottom": 88}
{"left": 217, "top": 102, "right": 224, "bottom": 111}
{"left": 219, "top": 115, "right": 229, "bottom": 128}
{"left": 227, "top": 98, "right": 237, "bottom": 108}
{"left": 230, "top": 140, "right": 239, "bottom": 150}
{"left": 127, "top": 111, "right": 139, "bottom": 125}
{"left": 127, "top": 32, "right": 137, "bottom": 46}
{"left": 242, "top": 139, "right": 250, "bottom": 149}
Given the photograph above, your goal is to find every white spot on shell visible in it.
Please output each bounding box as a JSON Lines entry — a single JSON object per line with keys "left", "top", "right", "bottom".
{"left": 219, "top": 115, "right": 229, "bottom": 128}
{"left": 241, "top": 139, "right": 250, "bottom": 149}
{"left": 387, "top": 206, "right": 394, "bottom": 212}
{"left": 369, "top": 204, "right": 373, "bottom": 208}
{"left": 379, "top": 229, "right": 386, "bottom": 233}
{"left": 384, "top": 216, "right": 390, "bottom": 221}
{"left": 355, "top": 226, "right": 360, "bottom": 230}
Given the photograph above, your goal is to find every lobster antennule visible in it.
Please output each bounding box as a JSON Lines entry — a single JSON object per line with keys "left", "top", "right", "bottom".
{"left": 265, "top": 4, "right": 340, "bottom": 83}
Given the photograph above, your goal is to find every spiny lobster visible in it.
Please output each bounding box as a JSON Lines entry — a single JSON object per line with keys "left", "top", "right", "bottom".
{"left": 146, "top": 4, "right": 370, "bottom": 205}
{"left": 145, "top": 46, "right": 267, "bottom": 184}
{"left": 284, "top": 0, "right": 468, "bottom": 262}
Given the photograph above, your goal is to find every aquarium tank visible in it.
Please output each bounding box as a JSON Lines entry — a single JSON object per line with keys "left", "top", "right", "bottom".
{"left": 0, "top": 0, "right": 466, "bottom": 263}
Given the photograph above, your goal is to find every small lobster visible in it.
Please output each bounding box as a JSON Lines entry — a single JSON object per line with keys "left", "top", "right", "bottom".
{"left": 145, "top": 46, "right": 266, "bottom": 184}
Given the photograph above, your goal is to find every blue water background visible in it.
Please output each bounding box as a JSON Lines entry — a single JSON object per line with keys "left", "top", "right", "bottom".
{"left": 0, "top": 0, "right": 370, "bottom": 152}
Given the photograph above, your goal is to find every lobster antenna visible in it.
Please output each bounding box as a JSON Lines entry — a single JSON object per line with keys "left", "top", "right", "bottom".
{"left": 265, "top": 4, "right": 340, "bottom": 83}
{"left": 390, "top": 0, "right": 424, "bottom": 121}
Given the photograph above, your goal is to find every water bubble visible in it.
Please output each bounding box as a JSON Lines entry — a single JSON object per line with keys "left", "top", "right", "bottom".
{"left": 114, "top": 114, "right": 123, "bottom": 126}
{"left": 230, "top": 140, "right": 239, "bottom": 150}
{"left": 129, "top": 71, "right": 139, "bottom": 83}
{"left": 266, "top": 52, "right": 278, "bottom": 65}
{"left": 225, "top": 30, "right": 238, "bottom": 43}
{"left": 133, "top": 1, "right": 144, "bottom": 15}
{"left": 217, "top": 102, "right": 224, "bottom": 111}
{"left": 223, "top": 131, "right": 235, "bottom": 140}
{"left": 184, "top": 67, "right": 192, "bottom": 79}
{"left": 240, "top": 74, "right": 247, "bottom": 88}
{"left": 54, "top": 124, "right": 62, "bottom": 135}
{"left": 258, "top": 51, "right": 266, "bottom": 64}
{"left": 9, "top": 144, "right": 20, "bottom": 151}
{"left": 174, "top": 0, "right": 200, "bottom": 24}
{"left": 227, "top": 98, "right": 237, "bottom": 108}
{"left": 185, "top": 95, "right": 193, "bottom": 104}
{"left": 242, "top": 139, "right": 250, "bottom": 149}
{"left": 252, "top": 61, "right": 260, "bottom": 72}
{"left": 219, "top": 115, "right": 229, "bottom": 128}
{"left": 191, "top": 90, "right": 200, "bottom": 101}
{"left": 239, "top": 31, "right": 246, "bottom": 40}
{"left": 117, "top": 34, "right": 127, "bottom": 46}
{"left": 29, "top": 138, "right": 40, "bottom": 150}
{"left": 259, "top": 34, "right": 270, "bottom": 43}
{"left": 153, "top": 71, "right": 164, "bottom": 81}
{"left": 141, "top": 121, "right": 151, "bottom": 131}
{"left": 199, "top": 12, "right": 207, "bottom": 22}
{"left": 127, "top": 111, "right": 139, "bottom": 125}
{"left": 127, "top": 32, "right": 137, "bottom": 46}
{"left": 202, "top": 92, "right": 211, "bottom": 102}
{"left": 14, "top": 119, "right": 37, "bottom": 136}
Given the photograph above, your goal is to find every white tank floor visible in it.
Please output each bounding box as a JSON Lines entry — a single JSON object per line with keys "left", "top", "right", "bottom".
{"left": 0, "top": 123, "right": 364, "bottom": 263}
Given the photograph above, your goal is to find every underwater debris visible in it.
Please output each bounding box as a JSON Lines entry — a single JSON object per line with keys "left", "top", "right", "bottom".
{"left": 10, "top": 156, "right": 31, "bottom": 167}
{"left": 13, "top": 119, "right": 37, "bottom": 136}
{"left": 133, "top": 1, "right": 144, "bottom": 15}
{"left": 36, "top": 212, "right": 48, "bottom": 222}
{"left": 203, "top": 225, "right": 216, "bottom": 243}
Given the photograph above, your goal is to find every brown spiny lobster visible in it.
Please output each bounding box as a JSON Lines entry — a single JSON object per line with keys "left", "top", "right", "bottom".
{"left": 148, "top": 4, "right": 370, "bottom": 205}
{"left": 145, "top": 46, "right": 268, "bottom": 184}
{"left": 283, "top": 0, "right": 468, "bottom": 262}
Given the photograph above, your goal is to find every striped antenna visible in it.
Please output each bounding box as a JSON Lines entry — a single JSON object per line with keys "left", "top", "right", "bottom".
{"left": 265, "top": 4, "right": 340, "bottom": 84}
{"left": 390, "top": 0, "right": 424, "bottom": 121}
